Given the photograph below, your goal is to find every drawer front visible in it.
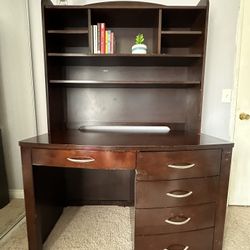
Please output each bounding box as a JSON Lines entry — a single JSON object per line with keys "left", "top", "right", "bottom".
{"left": 137, "top": 150, "right": 221, "bottom": 180}
{"left": 32, "top": 149, "right": 136, "bottom": 169}
{"left": 136, "top": 177, "right": 219, "bottom": 208}
{"left": 135, "top": 228, "right": 214, "bottom": 250}
{"left": 135, "top": 203, "right": 215, "bottom": 235}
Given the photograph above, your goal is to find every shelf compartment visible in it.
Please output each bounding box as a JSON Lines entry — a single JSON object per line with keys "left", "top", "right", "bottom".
{"left": 162, "top": 9, "right": 206, "bottom": 31}
{"left": 47, "top": 66, "right": 201, "bottom": 87}
{"left": 60, "top": 87, "right": 199, "bottom": 130}
{"left": 91, "top": 9, "right": 159, "bottom": 28}
{"left": 161, "top": 31, "right": 204, "bottom": 54}
{"left": 44, "top": 8, "right": 88, "bottom": 30}
{"left": 90, "top": 9, "right": 159, "bottom": 54}
{"left": 46, "top": 34, "right": 89, "bottom": 54}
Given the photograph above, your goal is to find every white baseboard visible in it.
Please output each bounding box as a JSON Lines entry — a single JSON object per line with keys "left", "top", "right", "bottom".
{"left": 9, "top": 189, "right": 24, "bottom": 199}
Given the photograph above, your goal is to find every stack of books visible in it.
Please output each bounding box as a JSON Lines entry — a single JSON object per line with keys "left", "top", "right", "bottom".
{"left": 91, "top": 23, "right": 115, "bottom": 54}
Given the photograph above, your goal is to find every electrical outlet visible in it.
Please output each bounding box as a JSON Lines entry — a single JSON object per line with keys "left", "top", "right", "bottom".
{"left": 221, "top": 89, "right": 232, "bottom": 103}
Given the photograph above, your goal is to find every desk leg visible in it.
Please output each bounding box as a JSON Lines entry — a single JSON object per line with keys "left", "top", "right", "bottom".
{"left": 213, "top": 149, "right": 232, "bottom": 250}
{"left": 21, "top": 147, "right": 43, "bottom": 250}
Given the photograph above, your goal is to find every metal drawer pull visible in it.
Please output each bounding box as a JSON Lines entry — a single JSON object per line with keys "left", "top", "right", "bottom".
{"left": 165, "top": 217, "right": 191, "bottom": 225}
{"left": 164, "top": 246, "right": 189, "bottom": 250}
{"left": 167, "top": 163, "right": 195, "bottom": 169}
{"left": 66, "top": 157, "right": 95, "bottom": 163}
{"left": 166, "top": 191, "right": 193, "bottom": 198}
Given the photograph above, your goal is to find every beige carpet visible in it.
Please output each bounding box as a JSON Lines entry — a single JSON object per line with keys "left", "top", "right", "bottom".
{"left": 44, "top": 206, "right": 133, "bottom": 250}
{"left": 0, "top": 206, "right": 249, "bottom": 250}
{"left": 223, "top": 206, "right": 250, "bottom": 250}
{"left": 0, "top": 199, "right": 25, "bottom": 239}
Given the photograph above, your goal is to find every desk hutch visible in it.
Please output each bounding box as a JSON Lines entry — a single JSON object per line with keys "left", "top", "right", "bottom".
{"left": 20, "top": 1, "right": 233, "bottom": 249}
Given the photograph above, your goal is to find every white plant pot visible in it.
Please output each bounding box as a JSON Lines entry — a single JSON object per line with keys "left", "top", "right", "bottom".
{"left": 132, "top": 44, "right": 147, "bottom": 54}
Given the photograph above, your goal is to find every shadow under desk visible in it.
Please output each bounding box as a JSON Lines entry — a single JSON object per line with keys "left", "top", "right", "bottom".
{"left": 19, "top": 130, "right": 233, "bottom": 250}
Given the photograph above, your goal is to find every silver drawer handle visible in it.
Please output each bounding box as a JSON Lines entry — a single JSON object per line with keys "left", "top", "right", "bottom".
{"left": 165, "top": 217, "right": 191, "bottom": 225}
{"left": 167, "top": 163, "right": 195, "bottom": 169}
{"left": 164, "top": 247, "right": 189, "bottom": 250}
{"left": 166, "top": 191, "right": 193, "bottom": 198}
{"left": 66, "top": 157, "right": 95, "bottom": 163}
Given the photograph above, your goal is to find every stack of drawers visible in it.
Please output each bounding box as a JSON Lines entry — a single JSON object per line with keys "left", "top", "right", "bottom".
{"left": 135, "top": 149, "right": 221, "bottom": 250}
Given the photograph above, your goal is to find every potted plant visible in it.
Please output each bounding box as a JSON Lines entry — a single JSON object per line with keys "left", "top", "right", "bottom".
{"left": 132, "top": 33, "right": 147, "bottom": 54}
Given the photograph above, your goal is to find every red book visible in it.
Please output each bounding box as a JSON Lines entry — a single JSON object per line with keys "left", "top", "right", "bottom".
{"left": 100, "top": 23, "right": 106, "bottom": 54}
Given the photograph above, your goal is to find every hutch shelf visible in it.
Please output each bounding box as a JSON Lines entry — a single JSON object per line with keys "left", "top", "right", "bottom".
{"left": 20, "top": 1, "right": 233, "bottom": 250}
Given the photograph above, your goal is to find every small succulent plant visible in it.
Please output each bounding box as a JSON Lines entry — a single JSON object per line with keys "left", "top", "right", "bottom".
{"left": 135, "top": 33, "right": 145, "bottom": 45}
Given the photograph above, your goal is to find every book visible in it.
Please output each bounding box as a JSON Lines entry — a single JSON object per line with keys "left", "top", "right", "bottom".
{"left": 97, "top": 23, "right": 101, "bottom": 54}
{"left": 108, "top": 30, "right": 112, "bottom": 54}
{"left": 105, "top": 30, "right": 109, "bottom": 54}
{"left": 89, "top": 25, "right": 93, "bottom": 54}
{"left": 93, "top": 25, "right": 97, "bottom": 54}
{"left": 100, "top": 23, "right": 106, "bottom": 54}
{"left": 92, "top": 23, "right": 115, "bottom": 54}
{"left": 110, "top": 32, "right": 114, "bottom": 54}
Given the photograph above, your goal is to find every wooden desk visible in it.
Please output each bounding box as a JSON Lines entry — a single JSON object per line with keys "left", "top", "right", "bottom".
{"left": 20, "top": 130, "right": 233, "bottom": 250}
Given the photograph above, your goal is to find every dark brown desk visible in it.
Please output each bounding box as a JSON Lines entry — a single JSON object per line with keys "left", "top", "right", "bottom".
{"left": 20, "top": 130, "right": 233, "bottom": 250}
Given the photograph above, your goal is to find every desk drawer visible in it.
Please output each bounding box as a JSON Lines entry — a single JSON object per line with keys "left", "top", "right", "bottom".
{"left": 32, "top": 149, "right": 136, "bottom": 169}
{"left": 136, "top": 177, "right": 219, "bottom": 208}
{"left": 135, "top": 228, "right": 214, "bottom": 250}
{"left": 137, "top": 150, "right": 221, "bottom": 180}
{"left": 135, "top": 203, "right": 215, "bottom": 235}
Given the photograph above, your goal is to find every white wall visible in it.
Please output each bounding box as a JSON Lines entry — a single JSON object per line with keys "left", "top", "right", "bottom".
{"left": 201, "top": 0, "right": 240, "bottom": 140}
{"left": 0, "top": 0, "right": 37, "bottom": 190}
{"left": 28, "top": 0, "right": 48, "bottom": 135}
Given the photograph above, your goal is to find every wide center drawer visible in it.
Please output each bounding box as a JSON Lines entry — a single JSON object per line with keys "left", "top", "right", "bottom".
{"left": 32, "top": 149, "right": 136, "bottom": 169}
{"left": 135, "top": 203, "right": 215, "bottom": 235}
{"left": 136, "top": 177, "right": 219, "bottom": 208}
{"left": 137, "top": 149, "right": 221, "bottom": 180}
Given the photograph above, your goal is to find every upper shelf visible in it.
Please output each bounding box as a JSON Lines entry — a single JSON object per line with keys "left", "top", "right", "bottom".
{"left": 47, "top": 53, "right": 203, "bottom": 66}
{"left": 47, "top": 53, "right": 202, "bottom": 58}
{"left": 49, "top": 80, "right": 201, "bottom": 88}
{"left": 47, "top": 28, "right": 88, "bottom": 34}
{"left": 161, "top": 30, "right": 203, "bottom": 35}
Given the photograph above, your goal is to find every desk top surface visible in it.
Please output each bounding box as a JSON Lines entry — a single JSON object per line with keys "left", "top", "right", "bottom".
{"left": 20, "top": 130, "right": 233, "bottom": 151}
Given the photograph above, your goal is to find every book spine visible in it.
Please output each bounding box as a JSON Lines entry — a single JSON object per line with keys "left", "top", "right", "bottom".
{"left": 105, "top": 30, "right": 109, "bottom": 54}
{"left": 90, "top": 25, "right": 93, "bottom": 54}
{"left": 110, "top": 32, "right": 114, "bottom": 54}
{"left": 100, "top": 23, "right": 106, "bottom": 54}
{"left": 93, "top": 25, "right": 97, "bottom": 54}
{"left": 97, "top": 23, "right": 101, "bottom": 54}
{"left": 108, "top": 30, "right": 111, "bottom": 54}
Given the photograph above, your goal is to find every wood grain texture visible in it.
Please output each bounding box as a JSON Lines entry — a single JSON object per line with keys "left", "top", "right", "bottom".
{"left": 135, "top": 203, "right": 216, "bottom": 235}
{"left": 19, "top": 130, "right": 233, "bottom": 150}
{"left": 21, "top": 147, "right": 42, "bottom": 250}
{"left": 135, "top": 228, "right": 214, "bottom": 250}
{"left": 213, "top": 149, "right": 233, "bottom": 250}
{"left": 136, "top": 149, "right": 221, "bottom": 180}
{"left": 32, "top": 149, "right": 136, "bottom": 169}
{"left": 136, "top": 177, "right": 219, "bottom": 208}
